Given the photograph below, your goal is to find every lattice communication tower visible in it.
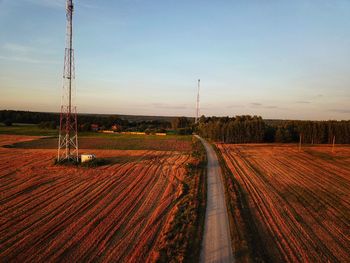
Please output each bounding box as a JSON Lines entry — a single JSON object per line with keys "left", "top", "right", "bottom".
{"left": 58, "top": 0, "right": 78, "bottom": 162}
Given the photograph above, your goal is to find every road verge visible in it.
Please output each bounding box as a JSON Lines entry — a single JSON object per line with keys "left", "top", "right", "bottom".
{"left": 151, "top": 136, "right": 207, "bottom": 263}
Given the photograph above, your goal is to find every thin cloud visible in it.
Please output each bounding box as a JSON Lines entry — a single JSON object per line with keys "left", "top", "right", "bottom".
{"left": 227, "top": 104, "right": 244, "bottom": 108}
{"left": 264, "top": 105, "right": 278, "bottom": 109}
{"left": 250, "top": 102, "right": 278, "bottom": 109}
{"left": 3, "top": 43, "right": 32, "bottom": 53}
{"left": 152, "top": 103, "right": 190, "bottom": 110}
{"left": 251, "top": 102, "right": 262, "bottom": 106}
{"left": 1, "top": 42, "right": 58, "bottom": 63}
{"left": 23, "top": 0, "right": 99, "bottom": 9}
{"left": 296, "top": 101, "right": 311, "bottom": 104}
{"left": 25, "top": 0, "right": 64, "bottom": 8}
{"left": 0, "top": 55, "right": 58, "bottom": 64}
{"left": 329, "top": 109, "right": 350, "bottom": 114}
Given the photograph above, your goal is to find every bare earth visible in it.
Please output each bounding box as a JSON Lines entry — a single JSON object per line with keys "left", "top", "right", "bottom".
{"left": 0, "top": 135, "right": 191, "bottom": 262}
{"left": 218, "top": 143, "right": 350, "bottom": 262}
{"left": 197, "top": 136, "right": 234, "bottom": 263}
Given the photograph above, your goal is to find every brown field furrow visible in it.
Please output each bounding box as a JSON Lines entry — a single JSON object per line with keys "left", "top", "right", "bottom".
{"left": 251, "top": 155, "right": 348, "bottom": 225}
{"left": 1, "top": 175, "right": 81, "bottom": 218}
{"left": 127, "top": 199, "right": 176, "bottom": 262}
{"left": 0, "top": 135, "right": 42, "bottom": 146}
{"left": 1, "top": 176, "right": 113, "bottom": 257}
{"left": 58, "top": 165, "right": 163, "bottom": 262}
{"left": 0, "top": 158, "right": 58, "bottom": 195}
{"left": 289, "top": 152, "right": 350, "bottom": 187}
{"left": 224, "top": 147, "right": 302, "bottom": 261}
{"left": 218, "top": 143, "right": 350, "bottom": 262}
{"left": 220, "top": 146, "right": 289, "bottom": 260}
{"left": 99, "top": 168, "right": 171, "bottom": 262}
{"left": 241, "top": 154, "right": 342, "bottom": 261}
{"left": 0, "top": 135, "right": 191, "bottom": 262}
{"left": 254, "top": 151, "right": 350, "bottom": 232}
{"left": 28, "top": 164, "right": 160, "bottom": 262}
{"left": 272, "top": 158, "right": 350, "bottom": 236}
{"left": 1, "top": 152, "right": 154, "bottom": 226}
{"left": 238, "top": 146, "right": 349, "bottom": 214}
{"left": 232, "top": 146, "right": 348, "bottom": 262}
{"left": 224, "top": 147, "right": 318, "bottom": 260}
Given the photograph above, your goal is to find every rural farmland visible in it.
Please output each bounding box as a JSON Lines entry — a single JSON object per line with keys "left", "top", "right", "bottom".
{"left": 0, "top": 134, "right": 204, "bottom": 262}
{"left": 217, "top": 143, "right": 350, "bottom": 262}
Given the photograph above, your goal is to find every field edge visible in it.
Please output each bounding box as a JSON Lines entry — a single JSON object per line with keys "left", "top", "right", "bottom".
{"left": 213, "top": 143, "right": 270, "bottom": 262}
{"left": 151, "top": 136, "right": 207, "bottom": 263}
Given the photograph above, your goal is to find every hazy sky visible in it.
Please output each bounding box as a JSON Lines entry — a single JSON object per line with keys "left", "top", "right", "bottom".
{"left": 0, "top": 0, "right": 349, "bottom": 120}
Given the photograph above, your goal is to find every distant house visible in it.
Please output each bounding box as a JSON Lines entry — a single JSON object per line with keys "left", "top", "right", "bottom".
{"left": 91, "top": 124, "right": 100, "bottom": 132}
{"left": 111, "top": 124, "right": 121, "bottom": 131}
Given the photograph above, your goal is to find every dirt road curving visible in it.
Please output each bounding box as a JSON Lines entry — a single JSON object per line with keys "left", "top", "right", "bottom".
{"left": 196, "top": 136, "right": 234, "bottom": 263}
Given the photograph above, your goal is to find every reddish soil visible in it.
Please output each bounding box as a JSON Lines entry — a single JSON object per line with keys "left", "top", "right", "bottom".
{"left": 10, "top": 136, "right": 192, "bottom": 152}
{"left": 218, "top": 143, "right": 350, "bottom": 262}
{"left": 0, "top": 135, "right": 191, "bottom": 262}
{"left": 0, "top": 135, "right": 42, "bottom": 146}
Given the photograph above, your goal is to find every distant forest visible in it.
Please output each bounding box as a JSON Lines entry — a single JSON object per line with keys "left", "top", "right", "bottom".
{"left": 1, "top": 110, "right": 349, "bottom": 143}
{"left": 0, "top": 110, "right": 181, "bottom": 134}
{"left": 196, "top": 116, "right": 350, "bottom": 144}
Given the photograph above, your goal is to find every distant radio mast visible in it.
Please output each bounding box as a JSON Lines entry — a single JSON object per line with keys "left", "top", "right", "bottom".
{"left": 195, "top": 79, "right": 200, "bottom": 124}
{"left": 58, "top": 0, "right": 79, "bottom": 162}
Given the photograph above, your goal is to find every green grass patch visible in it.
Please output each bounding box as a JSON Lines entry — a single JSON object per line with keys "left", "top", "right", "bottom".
{"left": 0, "top": 124, "right": 58, "bottom": 136}
{"left": 9, "top": 134, "right": 192, "bottom": 152}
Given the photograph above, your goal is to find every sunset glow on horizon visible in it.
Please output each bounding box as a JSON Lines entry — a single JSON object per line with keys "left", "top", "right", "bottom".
{"left": 0, "top": 0, "right": 349, "bottom": 120}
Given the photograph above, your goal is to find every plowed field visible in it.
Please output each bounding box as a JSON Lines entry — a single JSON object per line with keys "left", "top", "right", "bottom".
{"left": 0, "top": 135, "right": 191, "bottom": 262}
{"left": 218, "top": 144, "right": 350, "bottom": 262}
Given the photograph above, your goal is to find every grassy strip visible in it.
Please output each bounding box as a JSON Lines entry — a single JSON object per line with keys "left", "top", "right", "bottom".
{"left": 8, "top": 135, "right": 192, "bottom": 152}
{"left": 213, "top": 144, "right": 269, "bottom": 263}
{"left": 0, "top": 124, "right": 58, "bottom": 136}
{"left": 0, "top": 125, "right": 192, "bottom": 141}
{"left": 156, "top": 137, "right": 207, "bottom": 263}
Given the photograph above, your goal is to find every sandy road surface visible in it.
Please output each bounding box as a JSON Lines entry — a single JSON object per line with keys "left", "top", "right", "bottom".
{"left": 197, "top": 136, "right": 234, "bottom": 263}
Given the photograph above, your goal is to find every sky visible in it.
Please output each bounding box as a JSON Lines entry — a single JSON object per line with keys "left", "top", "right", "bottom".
{"left": 0, "top": 0, "right": 349, "bottom": 120}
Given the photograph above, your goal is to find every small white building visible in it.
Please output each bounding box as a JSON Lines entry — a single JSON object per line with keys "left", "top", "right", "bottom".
{"left": 81, "top": 154, "right": 96, "bottom": 163}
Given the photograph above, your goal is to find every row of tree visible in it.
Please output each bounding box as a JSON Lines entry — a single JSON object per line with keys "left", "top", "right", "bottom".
{"left": 273, "top": 120, "right": 350, "bottom": 144}
{"left": 0, "top": 110, "right": 186, "bottom": 134}
{"left": 196, "top": 116, "right": 265, "bottom": 143}
{"left": 196, "top": 116, "right": 350, "bottom": 144}
{"left": 2, "top": 110, "right": 349, "bottom": 142}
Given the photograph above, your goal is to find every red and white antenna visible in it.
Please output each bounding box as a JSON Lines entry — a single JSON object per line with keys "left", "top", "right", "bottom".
{"left": 58, "top": 0, "right": 79, "bottom": 162}
{"left": 195, "top": 79, "right": 200, "bottom": 124}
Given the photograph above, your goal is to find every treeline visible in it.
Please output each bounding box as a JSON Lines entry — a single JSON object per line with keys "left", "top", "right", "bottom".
{"left": 2, "top": 110, "right": 349, "bottom": 142}
{"left": 0, "top": 110, "right": 59, "bottom": 125}
{"left": 197, "top": 115, "right": 265, "bottom": 143}
{"left": 273, "top": 120, "right": 350, "bottom": 144}
{"left": 196, "top": 116, "right": 350, "bottom": 144}
{"left": 0, "top": 110, "right": 191, "bottom": 134}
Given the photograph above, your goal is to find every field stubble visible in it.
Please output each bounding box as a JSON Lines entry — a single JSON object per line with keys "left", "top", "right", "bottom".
{"left": 218, "top": 143, "right": 350, "bottom": 262}
{"left": 0, "top": 135, "right": 194, "bottom": 262}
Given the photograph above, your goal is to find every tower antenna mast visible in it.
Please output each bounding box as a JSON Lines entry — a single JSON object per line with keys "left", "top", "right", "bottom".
{"left": 195, "top": 79, "right": 200, "bottom": 124}
{"left": 58, "top": 0, "right": 79, "bottom": 162}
